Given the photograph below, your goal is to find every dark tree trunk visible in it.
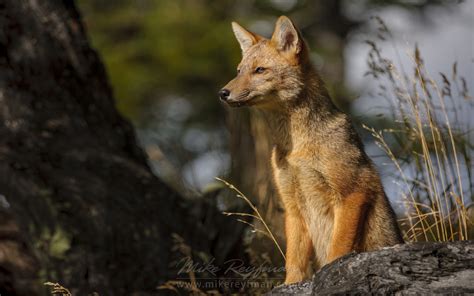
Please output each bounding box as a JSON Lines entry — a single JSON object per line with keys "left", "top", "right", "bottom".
{"left": 270, "top": 241, "right": 474, "bottom": 295}
{"left": 0, "top": 209, "right": 39, "bottom": 296}
{"left": 0, "top": 1, "right": 247, "bottom": 294}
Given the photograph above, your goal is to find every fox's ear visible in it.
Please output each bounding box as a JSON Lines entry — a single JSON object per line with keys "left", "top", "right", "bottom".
{"left": 232, "top": 22, "right": 259, "bottom": 53}
{"left": 271, "top": 16, "right": 302, "bottom": 54}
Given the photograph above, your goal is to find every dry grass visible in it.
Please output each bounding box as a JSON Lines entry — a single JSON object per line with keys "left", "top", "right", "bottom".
{"left": 44, "top": 282, "right": 72, "bottom": 296}
{"left": 363, "top": 16, "right": 472, "bottom": 242}
{"left": 157, "top": 178, "right": 286, "bottom": 295}
{"left": 216, "top": 177, "right": 286, "bottom": 261}
{"left": 157, "top": 234, "right": 214, "bottom": 295}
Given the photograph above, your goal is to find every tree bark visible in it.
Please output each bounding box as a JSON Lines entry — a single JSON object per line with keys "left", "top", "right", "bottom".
{"left": 0, "top": 208, "right": 39, "bottom": 296}
{"left": 0, "top": 1, "right": 247, "bottom": 294}
{"left": 270, "top": 241, "right": 474, "bottom": 295}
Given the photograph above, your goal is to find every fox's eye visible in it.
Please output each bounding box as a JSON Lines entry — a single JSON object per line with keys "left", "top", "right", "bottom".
{"left": 255, "top": 67, "right": 266, "bottom": 74}
{"left": 237, "top": 69, "right": 241, "bottom": 74}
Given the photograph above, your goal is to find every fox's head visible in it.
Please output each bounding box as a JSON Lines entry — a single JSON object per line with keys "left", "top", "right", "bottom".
{"left": 219, "top": 16, "right": 309, "bottom": 108}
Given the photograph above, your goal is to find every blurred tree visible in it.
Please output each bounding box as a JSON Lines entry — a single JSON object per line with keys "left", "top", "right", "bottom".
{"left": 0, "top": 1, "right": 248, "bottom": 294}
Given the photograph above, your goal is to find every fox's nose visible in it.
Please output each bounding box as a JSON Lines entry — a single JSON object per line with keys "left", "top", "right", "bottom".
{"left": 219, "top": 88, "right": 230, "bottom": 101}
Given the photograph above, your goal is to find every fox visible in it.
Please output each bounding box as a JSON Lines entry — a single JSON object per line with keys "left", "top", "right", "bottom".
{"left": 219, "top": 16, "right": 404, "bottom": 284}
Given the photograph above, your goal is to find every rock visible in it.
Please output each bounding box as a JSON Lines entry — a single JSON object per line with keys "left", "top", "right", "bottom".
{"left": 269, "top": 241, "right": 474, "bottom": 295}
{"left": 270, "top": 281, "right": 313, "bottom": 295}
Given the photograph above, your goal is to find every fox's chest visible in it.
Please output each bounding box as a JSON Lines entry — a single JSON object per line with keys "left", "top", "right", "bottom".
{"left": 271, "top": 148, "right": 332, "bottom": 205}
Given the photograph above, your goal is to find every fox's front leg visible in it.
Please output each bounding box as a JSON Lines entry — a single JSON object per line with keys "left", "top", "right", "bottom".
{"left": 327, "top": 192, "right": 369, "bottom": 262}
{"left": 284, "top": 206, "right": 313, "bottom": 284}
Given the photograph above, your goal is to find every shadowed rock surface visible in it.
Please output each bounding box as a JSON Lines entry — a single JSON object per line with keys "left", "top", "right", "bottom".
{"left": 270, "top": 241, "right": 474, "bottom": 295}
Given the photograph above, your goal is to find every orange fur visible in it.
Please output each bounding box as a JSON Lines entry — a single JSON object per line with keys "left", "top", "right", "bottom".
{"left": 327, "top": 192, "right": 369, "bottom": 262}
{"left": 221, "top": 15, "right": 404, "bottom": 284}
{"left": 284, "top": 205, "right": 313, "bottom": 284}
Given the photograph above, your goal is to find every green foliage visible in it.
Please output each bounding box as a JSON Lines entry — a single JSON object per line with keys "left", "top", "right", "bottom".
{"left": 80, "top": 0, "right": 241, "bottom": 120}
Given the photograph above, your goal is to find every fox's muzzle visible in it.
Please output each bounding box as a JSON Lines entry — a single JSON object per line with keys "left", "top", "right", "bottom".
{"left": 219, "top": 79, "right": 252, "bottom": 107}
{"left": 218, "top": 89, "right": 251, "bottom": 107}
{"left": 218, "top": 88, "right": 230, "bottom": 101}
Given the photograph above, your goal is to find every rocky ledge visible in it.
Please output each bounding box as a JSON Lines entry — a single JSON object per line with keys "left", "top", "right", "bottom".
{"left": 269, "top": 241, "right": 474, "bottom": 295}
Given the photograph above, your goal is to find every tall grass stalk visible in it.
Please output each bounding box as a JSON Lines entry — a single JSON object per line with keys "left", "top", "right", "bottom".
{"left": 364, "top": 17, "right": 472, "bottom": 242}
{"left": 216, "top": 177, "right": 286, "bottom": 261}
